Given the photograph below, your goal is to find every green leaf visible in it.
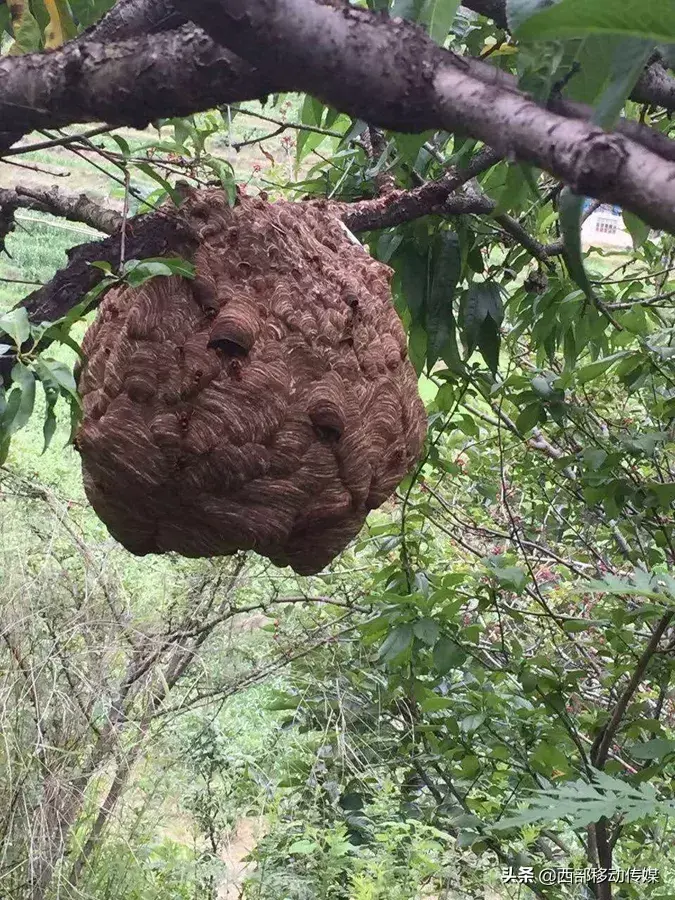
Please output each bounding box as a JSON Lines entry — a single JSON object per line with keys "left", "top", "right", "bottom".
{"left": 629, "top": 738, "right": 675, "bottom": 760}
{"left": 531, "top": 375, "right": 552, "bottom": 398}
{"left": 33, "top": 359, "right": 60, "bottom": 451}
{"left": 288, "top": 840, "right": 319, "bottom": 855}
{"left": 433, "top": 637, "right": 467, "bottom": 673}
{"left": 8, "top": 0, "right": 42, "bottom": 53}
{"left": 3, "top": 362, "right": 36, "bottom": 435}
{"left": 566, "top": 35, "right": 623, "bottom": 104}
{"left": 459, "top": 282, "right": 503, "bottom": 369}
{"left": 559, "top": 188, "right": 594, "bottom": 303}
{"left": 265, "top": 691, "right": 301, "bottom": 711}
{"left": 0, "top": 307, "right": 31, "bottom": 349}
{"left": 623, "top": 211, "right": 650, "bottom": 248}
{"left": 413, "top": 617, "right": 440, "bottom": 646}
{"left": 394, "top": 132, "right": 435, "bottom": 166}
{"left": 426, "top": 230, "right": 461, "bottom": 370}
{"left": 477, "top": 313, "right": 502, "bottom": 375}
{"left": 583, "top": 447, "right": 607, "bottom": 470}
{"left": 408, "top": 323, "right": 428, "bottom": 376}
{"left": 380, "top": 624, "right": 414, "bottom": 661}
{"left": 466, "top": 242, "right": 484, "bottom": 274}
{"left": 297, "top": 96, "right": 329, "bottom": 162}
{"left": 204, "top": 158, "right": 237, "bottom": 206}
{"left": 134, "top": 257, "right": 195, "bottom": 279}
{"left": 135, "top": 162, "right": 182, "bottom": 207}
{"left": 0, "top": 430, "right": 10, "bottom": 466}
{"left": 506, "top": 0, "right": 552, "bottom": 31}
{"left": 68, "top": 0, "right": 116, "bottom": 29}
{"left": 0, "top": 5, "right": 11, "bottom": 36}
{"left": 40, "top": 324, "right": 85, "bottom": 361}
{"left": 89, "top": 260, "right": 114, "bottom": 275}
{"left": 593, "top": 38, "right": 654, "bottom": 128}
{"left": 391, "top": 0, "right": 426, "bottom": 21}
{"left": 42, "top": 395, "right": 58, "bottom": 452}
{"left": 377, "top": 231, "right": 403, "bottom": 264}
{"left": 110, "top": 134, "right": 131, "bottom": 158}
{"left": 576, "top": 350, "right": 630, "bottom": 384}
{"left": 514, "top": 0, "right": 675, "bottom": 43}
{"left": 422, "top": 0, "right": 461, "bottom": 44}
{"left": 531, "top": 741, "right": 571, "bottom": 774}
{"left": 646, "top": 481, "right": 675, "bottom": 507}
{"left": 122, "top": 257, "right": 195, "bottom": 288}
{"left": 493, "top": 564, "right": 528, "bottom": 592}
{"left": 37, "top": 359, "right": 80, "bottom": 416}
{"left": 460, "top": 713, "right": 485, "bottom": 733}
{"left": 393, "top": 245, "right": 428, "bottom": 323}
{"left": 494, "top": 164, "right": 532, "bottom": 215}
{"left": 494, "top": 770, "right": 675, "bottom": 830}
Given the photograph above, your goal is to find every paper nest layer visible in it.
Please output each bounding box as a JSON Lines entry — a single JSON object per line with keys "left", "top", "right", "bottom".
{"left": 76, "top": 191, "right": 427, "bottom": 574}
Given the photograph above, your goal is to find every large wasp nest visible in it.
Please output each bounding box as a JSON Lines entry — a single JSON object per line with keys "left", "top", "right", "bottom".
{"left": 77, "top": 191, "right": 427, "bottom": 574}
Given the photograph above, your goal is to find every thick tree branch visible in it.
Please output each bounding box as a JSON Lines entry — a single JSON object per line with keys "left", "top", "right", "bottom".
{"left": 339, "top": 146, "right": 501, "bottom": 231}
{"left": 0, "top": 1, "right": 674, "bottom": 232}
{"left": 76, "top": 0, "right": 675, "bottom": 118}
{"left": 0, "top": 186, "right": 121, "bottom": 235}
{"left": 3, "top": 175, "right": 554, "bottom": 366}
{"left": 631, "top": 62, "right": 675, "bottom": 111}
{"left": 84, "top": 0, "right": 185, "bottom": 42}
{"left": 6, "top": 205, "right": 196, "bottom": 330}
{"left": 176, "top": 0, "right": 675, "bottom": 233}
{"left": 0, "top": 25, "right": 273, "bottom": 152}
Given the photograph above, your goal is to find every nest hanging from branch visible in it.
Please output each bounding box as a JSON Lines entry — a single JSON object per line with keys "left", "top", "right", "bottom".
{"left": 76, "top": 190, "right": 427, "bottom": 574}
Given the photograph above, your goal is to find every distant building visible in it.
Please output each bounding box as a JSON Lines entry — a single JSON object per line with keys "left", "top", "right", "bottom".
{"left": 581, "top": 201, "right": 633, "bottom": 250}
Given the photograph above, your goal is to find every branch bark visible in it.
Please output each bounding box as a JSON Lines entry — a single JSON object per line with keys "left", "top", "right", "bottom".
{"left": 0, "top": 25, "right": 273, "bottom": 151}
{"left": 6, "top": 171, "right": 552, "bottom": 349}
{"left": 0, "top": 186, "right": 122, "bottom": 234}
{"left": 2, "top": 203, "right": 195, "bottom": 343}
{"left": 175, "top": 0, "right": 675, "bottom": 233}
{"left": 339, "top": 147, "right": 501, "bottom": 231}
{"left": 83, "top": 0, "right": 186, "bottom": 42}
{"left": 74, "top": 0, "right": 675, "bottom": 116}
{"left": 591, "top": 611, "right": 674, "bottom": 769}
{"left": 0, "top": 0, "right": 674, "bottom": 234}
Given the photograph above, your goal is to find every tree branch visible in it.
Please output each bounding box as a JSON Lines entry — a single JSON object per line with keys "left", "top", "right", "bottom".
{"left": 591, "top": 611, "right": 673, "bottom": 769}
{"left": 175, "top": 0, "right": 675, "bottom": 233}
{"left": 631, "top": 61, "right": 675, "bottom": 111}
{"left": 339, "top": 146, "right": 501, "bottom": 231}
{"left": 83, "top": 0, "right": 186, "bottom": 42}
{"left": 1, "top": 202, "right": 197, "bottom": 385}
{"left": 0, "top": 0, "right": 674, "bottom": 233}
{"left": 0, "top": 25, "right": 273, "bottom": 152}
{"left": 75, "top": 0, "right": 675, "bottom": 118}
{"left": 0, "top": 186, "right": 122, "bottom": 234}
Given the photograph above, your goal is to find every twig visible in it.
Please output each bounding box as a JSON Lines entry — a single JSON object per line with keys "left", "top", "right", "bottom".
{"left": 3, "top": 125, "right": 116, "bottom": 158}
{"left": 591, "top": 612, "right": 674, "bottom": 768}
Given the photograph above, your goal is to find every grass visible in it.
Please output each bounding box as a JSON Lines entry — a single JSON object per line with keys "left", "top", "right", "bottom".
{"left": 0, "top": 213, "right": 94, "bottom": 308}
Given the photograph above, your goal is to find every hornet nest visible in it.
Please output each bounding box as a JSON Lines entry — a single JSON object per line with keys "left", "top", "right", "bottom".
{"left": 76, "top": 190, "right": 427, "bottom": 574}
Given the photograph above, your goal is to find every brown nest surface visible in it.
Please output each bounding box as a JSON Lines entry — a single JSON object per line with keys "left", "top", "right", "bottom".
{"left": 76, "top": 191, "right": 427, "bottom": 574}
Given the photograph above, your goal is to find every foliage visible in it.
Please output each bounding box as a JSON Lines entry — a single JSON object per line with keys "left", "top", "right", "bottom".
{"left": 2, "top": 0, "right": 675, "bottom": 899}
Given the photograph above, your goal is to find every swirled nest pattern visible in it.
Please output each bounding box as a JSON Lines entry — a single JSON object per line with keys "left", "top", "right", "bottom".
{"left": 77, "top": 191, "right": 427, "bottom": 574}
